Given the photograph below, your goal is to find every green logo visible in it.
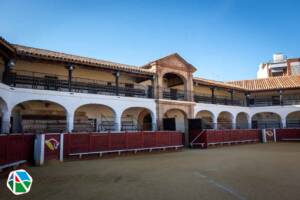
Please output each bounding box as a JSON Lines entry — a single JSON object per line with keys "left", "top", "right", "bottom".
{"left": 7, "top": 169, "right": 33, "bottom": 195}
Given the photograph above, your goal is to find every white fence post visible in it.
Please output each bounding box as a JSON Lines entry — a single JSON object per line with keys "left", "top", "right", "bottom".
{"left": 34, "top": 134, "right": 45, "bottom": 166}
{"left": 59, "top": 133, "right": 64, "bottom": 162}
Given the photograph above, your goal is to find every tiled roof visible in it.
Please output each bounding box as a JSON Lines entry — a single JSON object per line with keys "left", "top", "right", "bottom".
{"left": 193, "top": 77, "right": 246, "bottom": 91}
{"left": 13, "top": 44, "right": 154, "bottom": 75}
{"left": 227, "top": 76, "right": 300, "bottom": 91}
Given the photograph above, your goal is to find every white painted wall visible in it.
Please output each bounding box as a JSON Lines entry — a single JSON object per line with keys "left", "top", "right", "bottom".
{"left": 0, "top": 83, "right": 156, "bottom": 133}
{"left": 2, "top": 82, "right": 300, "bottom": 133}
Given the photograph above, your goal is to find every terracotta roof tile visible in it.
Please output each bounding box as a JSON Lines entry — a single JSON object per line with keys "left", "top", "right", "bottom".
{"left": 13, "top": 44, "right": 154, "bottom": 75}
{"left": 227, "top": 76, "right": 300, "bottom": 91}
{"left": 193, "top": 77, "right": 246, "bottom": 91}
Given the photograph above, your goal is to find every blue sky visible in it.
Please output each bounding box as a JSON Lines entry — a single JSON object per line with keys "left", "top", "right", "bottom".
{"left": 1, "top": 0, "right": 299, "bottom": 81}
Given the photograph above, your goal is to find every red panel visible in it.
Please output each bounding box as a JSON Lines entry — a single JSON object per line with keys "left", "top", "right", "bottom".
{"left": 0, "top": 134, "right": 35, "bottom": 165}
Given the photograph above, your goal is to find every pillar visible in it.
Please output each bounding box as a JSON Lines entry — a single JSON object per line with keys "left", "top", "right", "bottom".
{"left": 114, "top": 111, "right": 122, "bottom": 132}
{"left": 281, "top": 118, "right": 286, "bottom": 128}
{"left": 248, "top": 117, "right": 252, "bottom": 129}
{"left": 213, "top": 116, "right": 217, "bottom": 130}
{"left": 114, "top": 71, "right": 120, "bottom": 96}
{"left": 211, "top": 87, "right": 215, "bottom": 104}
{"left": 230, "top": 90, "right": 234, "bottom": 105}
{"left": 279, "top": 90, "right": 283, "bottom": 106}
{"left": 232, "top": 116, "right": 236, "bottom": 129}
{"left": 66, "top": 111, "right": 74, "bottom": 133}
{"left": 1, "top": 111, "right": 11, "bottom": 134}
{"left": 66, "top": 64, "right": 74, "bottom": 92}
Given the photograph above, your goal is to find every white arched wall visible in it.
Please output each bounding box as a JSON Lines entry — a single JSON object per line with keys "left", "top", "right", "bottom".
{"left": 74, "top": 104, "right": 116, "bottom": 132}
{"left": 0, "top": 83, "right": 156, "bottom": 133}
{"left": 196, "top": 110, "right": 215, "bottom": 129}
{"left": 11, "top": 100, "right": 67, "bottom": 133}
{"left": 121, "top": 107, "right": 155, "bottom": 131}
{"left": 236, "top": 112, "right": 250, "bottom": 129}
{"left": 286, "top": 111, "right": 300, "bottom": 128}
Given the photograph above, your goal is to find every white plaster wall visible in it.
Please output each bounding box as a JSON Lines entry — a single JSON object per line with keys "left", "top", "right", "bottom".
{"left": 257, "top": 64, "right": 269, "bottom": 78}
{"left": 0, "top": 83, "right": 157, "bottom": 132}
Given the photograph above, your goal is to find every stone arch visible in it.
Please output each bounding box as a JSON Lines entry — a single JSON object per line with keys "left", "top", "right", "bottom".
{"left": 164, "top": 108, "right": 187, "bottom": 132}
{"left": 196, "top": 110, "right": 215, "bottom": 129}
{"left": 286, "top": 111, "right": 300, "bottom": 128}
{"left": 11, "top": 100, "right": 67, "bottom": 133}
{"left": 161, "top": 72, "right": 188, "bottom": 101}
{"left": 251, "top": 112, "right": 282, "bottom": 129}
{"left": 217, "top": 111, "right": 234, "bottom": 129}
{"left": 73, "top": 104, "right": 116, "bottom": 132}
{"left": 236, "top": 112, "right": 249, "bottom": 129}
{"left": 121, "top": 107, "right": 155, "bottom": 131}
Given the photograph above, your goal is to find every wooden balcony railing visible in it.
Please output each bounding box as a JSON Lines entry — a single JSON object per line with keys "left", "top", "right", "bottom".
{"left": 6, "top": 70, "right": 153, "bottom": 98}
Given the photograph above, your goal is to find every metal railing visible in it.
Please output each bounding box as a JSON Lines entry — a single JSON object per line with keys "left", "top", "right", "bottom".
{"left": 286, "top": 120, "right": 300, "bottom": 128}
{"left": 162, "top": 88, "right": 186, "bottom": 101}
{"left": 6, "top": 70, "right": 152, "bottom": 98}
{"left": 194, "top": 93, "right": 245, "bottom": 106}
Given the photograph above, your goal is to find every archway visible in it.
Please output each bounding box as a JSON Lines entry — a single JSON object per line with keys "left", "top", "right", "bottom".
{"left": 217, "top": 111, "right": 233, "bottom": 129}
{"left": 11, "top": 100, "right": 67, "bottom": 133}
{"left": 196, "top": 110, "right": 214, "bottom": 129}
{"left": 236, "top": 112, "right": 249, "bottom": 129}
{"left": 121, "top": 107, "right": 154, "bottom": 131}
{"left": 251, "top": 112, "right": 281, "bottom": 129}
{"left": 286, "top": 111, "right": 300, "bottom": 128}
{"left": 162, "top": 73, "right": 187, "bottom": 100}
{"left": 164, "top": 109, "right": 187, "bottom": 132}
{"left": 74, "top": 104, "right": 116, "bottom": 132}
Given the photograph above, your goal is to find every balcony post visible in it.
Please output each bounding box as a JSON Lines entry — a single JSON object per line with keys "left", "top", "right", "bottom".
{"left": 114, "top": 71, "right": 120, "bottom": 96}
{"left": 66, "top": 64, "right": 74, "bottom": 92}
{"left": 3, "top": 59, "right": 15, "bottom": 84}
{"left": 230, "top": 90, "right": 234, "bottom": 105}
{"left": 279, "top": 90, "right": 283, "bottom": 106}
{"left": 245, "top": 93, "right": 250, "bottom": 106}
{"left": 210, "top": 87, "right": 215, "bottom": 104}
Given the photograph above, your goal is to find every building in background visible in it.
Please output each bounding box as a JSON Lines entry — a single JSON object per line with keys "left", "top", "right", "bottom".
{"left": 257, "top": 53, "right": 300, "bottom": 78}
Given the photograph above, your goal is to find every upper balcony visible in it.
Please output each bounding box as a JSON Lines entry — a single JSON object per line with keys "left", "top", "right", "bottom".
{"left": 6, "top": 70, "right": 154, "bottom": 98}
{"left": 4, "top": 70, "right": 300, "bottom": 107}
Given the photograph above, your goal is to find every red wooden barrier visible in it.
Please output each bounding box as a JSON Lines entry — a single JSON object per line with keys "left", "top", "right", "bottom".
{"left": 276, "top": 129, "right": 300, "bottom": 141}
{"left": 0, "top": 134, "right": 35, "bottom": 165}
{"left": 64, "top": 131, "right": 183, "bottom": 155}
{"left": 191, "top": 129, "right": 260, "bottom": 148}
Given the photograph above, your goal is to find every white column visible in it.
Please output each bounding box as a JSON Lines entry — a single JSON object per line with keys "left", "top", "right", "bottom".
{"left": 248, "top": 117, "right": 252, "bottom": 129}
{"left": 66, "top": 111, "right": 74, "bottom": 133}
{"left": 1, "top": 111, "right": 11, "bottom": 134}
{"left": 115, "top": 112, "right": 122, "bottom": 132}
{"left": 213, "top": 117, "right": 217, "bottom": 130}
{"left": 232, "top": 116, "right": 236, "bottom": 129}
{"left": 152, "top": 115, "right": 157, "bottom": 131}
{"left": 281, "top": 118, "right": 286, "bottom": 128}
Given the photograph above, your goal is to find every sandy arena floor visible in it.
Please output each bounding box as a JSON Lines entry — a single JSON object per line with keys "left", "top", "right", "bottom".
{"left": 1, "top": 142, "right": 300, "bottom": 200}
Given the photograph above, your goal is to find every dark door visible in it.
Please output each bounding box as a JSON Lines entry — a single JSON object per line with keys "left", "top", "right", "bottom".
{"left": 188, "top": 118, "right": 202, "bottom": 143}
{"left": 188, "top": 119, "right": 203, "bottom": 131}
{"left": 163, "top": 118, "right": 176, "bottom": 130}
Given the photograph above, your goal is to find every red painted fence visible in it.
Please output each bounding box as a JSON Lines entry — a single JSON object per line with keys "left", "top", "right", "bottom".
{"left": 0, "top": 134, "right": 35, "bottom": 165}
{"left": 64, "top": 131, "right": 183, "bottom": 155}
{"left": 191, "top": 129, "right": 261, "bottom": 148}
{"left": 276, "top": 129, "right": 300, "bottom": 141}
